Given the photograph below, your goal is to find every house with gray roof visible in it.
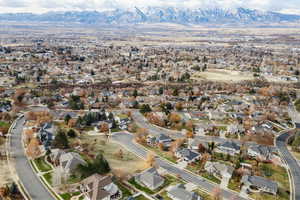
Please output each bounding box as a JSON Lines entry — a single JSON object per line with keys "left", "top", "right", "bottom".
{"left": 175, "top": 148, "right": 201, "bottom": 164}
{"left": 80, "top": 173, "right": 120, "bottom": 200}
{"left": 241, "top": 175, "right": 278, "bottom": 195}
{"left": 135, "top": 167, "right": 165, "bottom": 190}
{"left": 188, "top": 138, "right": 209, "bottom": 151}
{"left": 204, "top": 161, "right": 234, "bottom": 180}
{"left": 59, "top": 152, "right": 87, "bottom": 176}
{"left": 50, "top": 148, "right": 65, "bottom": 165}
{"left": 247, "top": 144, "right": 277, "bottom": 161}
{"left": 167, "top": 184, "right": 202, "bottom": 200}
{"left": 215, "top": 141, "right": 240, "bottom": 156}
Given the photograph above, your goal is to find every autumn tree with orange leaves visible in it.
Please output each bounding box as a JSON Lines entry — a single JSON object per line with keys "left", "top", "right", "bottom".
{"left": 26, "top": 138, "right": 41, "bottom": 159}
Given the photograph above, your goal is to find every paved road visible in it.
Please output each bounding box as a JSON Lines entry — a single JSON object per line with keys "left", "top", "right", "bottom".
{"left": 132, "top": 111, "right": 248, "bottom": 145}
{"left": 9, "top": 116, "right": 54, "bottom": 200}
{"left": 276, "top": 131, "right": 300, "bottom": 200}
{"left": 112, "top": 132, "right": 247, "bottom": 200}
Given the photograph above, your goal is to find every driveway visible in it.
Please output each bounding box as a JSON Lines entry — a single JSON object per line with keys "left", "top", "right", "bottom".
{"left": 9, "top": 116, "right": 54, "bottom": 200}
{"left": 111, "top": 132, "right": 247, "bottom": 200}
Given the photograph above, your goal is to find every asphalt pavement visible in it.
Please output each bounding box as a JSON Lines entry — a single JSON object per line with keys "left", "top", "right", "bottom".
{"left": 10, "top": 116, "right": 54, "bottom": 200}
{"left": 112, "top": 132, "right": 246, "bottom": 200}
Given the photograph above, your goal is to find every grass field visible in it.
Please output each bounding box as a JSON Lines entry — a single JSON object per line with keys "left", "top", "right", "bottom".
{"left": 74, "top": 135, "right": 145, "bottom": 175}
{"left": 33, "top": 157, "right": 52, "bottom": 172}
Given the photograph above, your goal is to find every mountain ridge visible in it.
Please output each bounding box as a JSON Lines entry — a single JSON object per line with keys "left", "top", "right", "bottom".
{"left": 0, "top": 7, "right": 299, "bottom": 25}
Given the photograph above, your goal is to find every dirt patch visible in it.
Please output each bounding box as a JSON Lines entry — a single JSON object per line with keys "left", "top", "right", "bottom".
{"left": 192, "top": 69, "right": 254, "bottom": 82}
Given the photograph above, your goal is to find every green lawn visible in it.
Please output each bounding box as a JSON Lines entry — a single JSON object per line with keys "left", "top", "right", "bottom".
{"left": 115, "top": 182, "right": 132, "bottom": 199}
{"left": 142, "top": 144, "right": 177, "bottom": 163}
{"left": 199, "top": 172, "right": 221, "bottom": 184}
{"left": 33, "top": 157, "right": 52, "bottom": 172}
{"left": 134, "top": 194, "right": 150, "bottom": 200}
{"left": 228, "top": 177, "right": 241, "bottom": 192}
{"left": 43, "top": 172, "right": 53, "bottom": 186}
{"left": 0, "top": 121, "right": 10, "bottom": 128}
{"left": 60, "top": 192, "right": 81, "bottom": 200}
{"left": 295, "top": 99, "right": 300, "bottom": 112}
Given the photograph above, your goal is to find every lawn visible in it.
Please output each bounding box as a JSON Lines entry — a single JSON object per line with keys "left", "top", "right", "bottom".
{"left": 228, "top": 177, "right": 241, "bottom": 192}
{"left": 60, "top": 192, "right": 81, "bottom": 200}
{"left": 134, "top": 194, "right": 150, "bottom": 200}
{"left": 194, "top": 189, "right": 213, "bottom": 200}
{"left": 291, "top": 150, "right": 300, "bottom": 160}
{"left": 142, "top": 144, "right": 177, "bottom": 163}
{"left": 0, "top": 121, "right": 10, "bottom": 128}
{"left": 259, "top": 163, "right": 289, "bottom": 190}
{"left": 43, "top": 172, "right": 53, "bottom": 186}
{"left": 250, "top": 187, "right": 289, "bottom": 200}
{"left": 115, "top": 181, "right": 132, "bottom": 199}
{"left": 33, "top": 157, "right": 52, "bottom": 172}
{"left": 72, "top": 135, "right": 145, "bottom": 174}
{"left": 294, "top": 99, "right": 300, "bottom": 112}
{"left": 199, "top": 172, "right": 221, "bottom": 184}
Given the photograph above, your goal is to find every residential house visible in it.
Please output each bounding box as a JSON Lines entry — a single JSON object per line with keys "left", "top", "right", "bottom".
{"left": 204, "top": 161, "right": 234, "bottom": 181}
{"left": 241, "top": 175, "right": 278, "bottom": 195}
{"left": 227, "top": 123, "right": 244, "bottom": 135}
{"left": 147, "top": 134, "right": 173, "bottom": 147}
{"left": 59, "top": 152, "right": 87, "bottom": 176}
{"left": 80, "top": 173, "right": 120, "bottom": 200}
{"left": 208, "top": 110, "right": 226, "bottom": 121}
{"left": 50, "top": 149, "right": 65, "bottom": 165}
{"left": 135, "top": 167, "right": 165, "bottom": 190}
{"left": 215, "top": 141, "right": 240, "bottom": 156}
{"left": 175, "top": 148, "right": 201, "bottom": 164}
{"left": 247, "top": 144, "right": 277, "bottom": 161}
{"left": 167, "top": 184, "right": 203, "bottom": 200}
{"left": 38, "top": 122, "right": 56, "bottom": 150}
{"left": 187, "top": 138, "right": 209, "bottom": 151}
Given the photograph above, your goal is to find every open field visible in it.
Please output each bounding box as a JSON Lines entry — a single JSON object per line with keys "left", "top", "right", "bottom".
{"left": 74, "top": 135, "right": 145, "bottom": 175}
{"left": 192, "top": 69, "right": 254, "bottom": 82}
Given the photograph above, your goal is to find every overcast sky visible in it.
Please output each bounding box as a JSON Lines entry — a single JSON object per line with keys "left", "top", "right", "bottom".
{"left": 0, "top": 0, "right": 300, "bottom": 14}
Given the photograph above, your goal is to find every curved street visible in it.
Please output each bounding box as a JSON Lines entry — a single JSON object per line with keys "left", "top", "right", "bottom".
{"left": 276, "top": 131, "right": 300, "bottom": 200}
{"left": 9, "top": 116, "right": 54, "bottom": 200}
{"left": 112, "top": 132, "right": 246, "bottom": 200}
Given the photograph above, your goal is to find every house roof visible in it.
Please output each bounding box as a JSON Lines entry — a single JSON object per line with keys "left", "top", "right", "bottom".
{"left": 168, "top": 184, "right": 201, "bottom": 200}
{"left": 219, "top": 141, "right": 240, "bottom": 151}
{"left": 204, "top": 161, "right": 234, "bottom": 177}
{"left": 156, "top": 134, "right": 172, "bottom": 142}
{"left": 136, "top": 167, "right": 164, "bottom": 189}
{"left": 248, "top": 144, "right": 277, "bottom": 159}
{"left": 60, "top": 152, "right": 86, "bottom": 171}
{"left": 241, "top": 175, "right": 278, "bottom": 194}
{"left": 81, "top": 174, "right": 113, "bottom": 200}
{"left": 176, "top": 148, "right": 200, "bottom": 161}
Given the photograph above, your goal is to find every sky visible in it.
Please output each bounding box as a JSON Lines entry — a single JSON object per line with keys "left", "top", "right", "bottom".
{"left": 0, "top": 0, "right": 300, "bottom": 14}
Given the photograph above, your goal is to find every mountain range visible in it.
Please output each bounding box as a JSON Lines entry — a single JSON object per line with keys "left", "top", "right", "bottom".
{"left": 0, "top": 7, "right": 300, "bottom": 25}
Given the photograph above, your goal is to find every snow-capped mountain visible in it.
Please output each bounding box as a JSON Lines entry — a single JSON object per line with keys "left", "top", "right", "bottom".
{"left": 0, "top": 7, "right": 299, "bottom": 25}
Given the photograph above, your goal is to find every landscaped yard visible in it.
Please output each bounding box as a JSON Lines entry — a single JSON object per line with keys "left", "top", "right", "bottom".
{"left": 199, "top": 172, "right": 221, "bottom": 184}
{"left": 60, "top": 192, "right": 81, "bottom": 200}
{"left": 72, "top": 135, "right": 145, "bottom": 175}
{"left": 33, "top": 156, "right": 52, "bottom": 172}
{"left": 250, "top": 187, "right": 290, "bottom": 200}
{"left": 115, "top": 182, "right": 133, "bottom": 199}
{"left": 142, "top": 144, "right": 177, "bottom": 163}
{"left": 43, "top": 172, "right": 53, "bottom": 186}
{"left": 228, "top": 177, "right": 241, "bottom": 192}
{"left": 134, "top": 194, "right": 150, "bottom": 200}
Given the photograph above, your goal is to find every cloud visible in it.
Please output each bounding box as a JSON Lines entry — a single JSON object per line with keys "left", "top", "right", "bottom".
{"left": 0, "top": 0, "right": 299, "bottom": 14}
